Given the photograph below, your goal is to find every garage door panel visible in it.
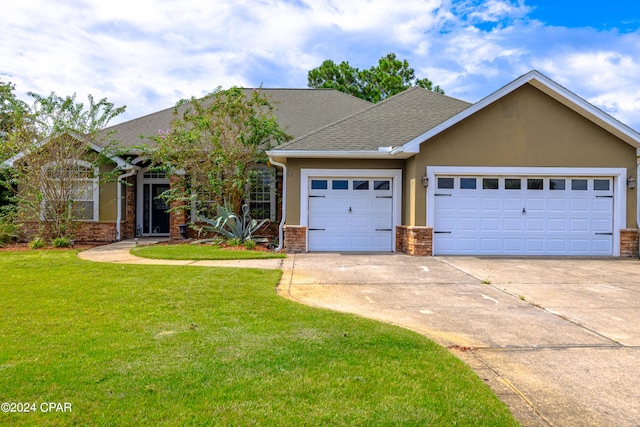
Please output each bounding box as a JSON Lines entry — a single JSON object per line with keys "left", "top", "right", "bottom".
{"left": 433, "top": 175, "right": 613, "bottom": 256}
{"left": 503, "top": 218, "right": 523, "bottom": 231}
{"left": 570, "top": 219, "right": 589, "bottom": 232}
{"left": 592, "top": 239, "right": 613, "bottom": 253}
{"left": 481, "top": 238, "right": 499, "bottom": 251}
{"left": 548, "top": 218, "right": 567, "bottom": 232}
{"left": 372, "top": 217, "right": 392, "bottom": 228}
{"left": 504, "top": 239, "right": 523, "bottom": 252}
{"left": 459, "top": 238, "right": 478, "bottom": 251}
{"left": 459, "top": 217, "right": 478, "bottom": 231}
{"left": 570, "top": 199, "right": 589, "bottom": 212}
{"left": 526, "top": 198, "right": 545, "bottom": 211}
{"left": 592, "top": 199, "right": 613, "bottom": 212}
{"left": 548, "top": 199, "right": 568, "bottom": 211}
{"left": 330, "top": 217, "right": 349, "bottom": 228}
{"left": 504, "top": 198, "right": 523, "bottom": 211}
{"left": 525, "top": 218, "right": 545, "bottom": 231}
{"left": 525, "top": 239, "right": 544, "bottom": 252}
{"left": 459, "top": 198, "right": 478, "bottom": 210}
{"left": 481, "top": 218, "right": 499, "bottom": 231}
{"left": 481, "top": 198, "right": 500, "bottom": 210}
{"left": 548, "top": 239, "right": 567, "bottom": 252}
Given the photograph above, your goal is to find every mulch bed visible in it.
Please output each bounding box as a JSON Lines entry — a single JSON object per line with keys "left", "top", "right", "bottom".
{"left": 0, "top": 242, "right": 102, "bottom": 252}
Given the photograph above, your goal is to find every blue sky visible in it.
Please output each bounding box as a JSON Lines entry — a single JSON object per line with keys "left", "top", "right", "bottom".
{"left": 2, "top": 0, "right": 640, "bottom": 130}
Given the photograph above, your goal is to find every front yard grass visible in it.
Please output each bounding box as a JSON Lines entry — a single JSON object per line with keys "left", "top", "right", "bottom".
{"left": 0, "top": 251, "right": 518, "bottom": 426}
{"left": 131, "top": 243, "right": 286, "bottom": 260}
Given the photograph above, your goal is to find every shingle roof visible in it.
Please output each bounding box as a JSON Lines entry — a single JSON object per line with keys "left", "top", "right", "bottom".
{"left": 100, "top": 88, "right": 372, "bottom": 150}
{"left": 272, "top": 87, "right": 472, "bottom": 152}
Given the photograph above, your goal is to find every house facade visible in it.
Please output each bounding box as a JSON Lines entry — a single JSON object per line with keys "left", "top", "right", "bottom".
{"left": 9, "top": 71, "right": 639, "bottom": 257}
{"left": 267, "top": 71, "right": 640, "bottom": 257}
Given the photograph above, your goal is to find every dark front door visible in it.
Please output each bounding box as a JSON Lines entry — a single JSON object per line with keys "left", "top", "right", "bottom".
{"left": 143, "top": 184, "right": 170, "bottom": 234}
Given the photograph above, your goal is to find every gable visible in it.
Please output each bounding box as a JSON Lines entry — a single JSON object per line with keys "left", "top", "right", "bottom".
{"left": 400, "top": 70, "right": 640, "bottom": 156}
{"left": 415, "top": 83, "right": 636, "bottom": 168}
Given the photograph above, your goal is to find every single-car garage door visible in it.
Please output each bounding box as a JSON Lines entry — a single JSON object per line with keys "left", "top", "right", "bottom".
{"left": 308, "top": 177, "right": 393, "bottom": 251}
{"left": 433, "top": 176, "right": 614, "bottom": 255}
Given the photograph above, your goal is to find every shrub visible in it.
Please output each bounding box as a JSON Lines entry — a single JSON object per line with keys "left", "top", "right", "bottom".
{"left": 29, "top": 237, "right": 46, "bottom": 249}
{"left": 226, "top": 237, "right": 242, "bottom": 247}
{"left": 243, "top": 240, "right": 257, "bottom": 250}
{"left": 198, "top": 204, "right": 269, "bottom": 243}
{"left": 0, "top": 214, "right": 17, "bottom": 247}
{"left": 52, "top": 237, "right": 72, "bottom": 248}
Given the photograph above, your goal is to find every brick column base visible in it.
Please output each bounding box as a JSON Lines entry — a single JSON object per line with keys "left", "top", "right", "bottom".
{"left": 396, "top": 226, "right": 432, "bottom": 256}
{"left": 620, "top": 229, "right": 639, "bottom": 258}
{"left": 284, "top": 225, "right": 307, "bottom": 253}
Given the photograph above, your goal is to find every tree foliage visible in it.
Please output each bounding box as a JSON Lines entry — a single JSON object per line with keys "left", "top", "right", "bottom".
{"left": 0, "top": 81, "right": 29, "bottom": 160}
{"left": 308, "top": 53, "right": 444, "bottom": 103}
{"left": 147, "top": 86, "right": 292, "bottom": 217}
{"left": 1, "top": 90, "right": 125, "bottom": 240}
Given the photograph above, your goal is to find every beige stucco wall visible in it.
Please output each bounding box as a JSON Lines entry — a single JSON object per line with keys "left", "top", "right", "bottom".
{"left": 283, "top": 158, "right": 405, "bottom": 224}
{"left": 408, "top": 83, "right": 638, "bottom": 228}
{"left": 99, "top": 164, "right": 119, "bottom": 221}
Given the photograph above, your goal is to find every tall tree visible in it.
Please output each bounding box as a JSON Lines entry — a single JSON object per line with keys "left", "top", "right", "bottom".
{"left": 0, "top": 81, "right": 28, "bottom": 160}
{"left": 308, "top": 53, "right": 444, "bottom": 103}
{"left": 147, "top": 87, "right": 292, "bottom": 217}
{"left": 1, "top": 91, "right": 125, "bottom": 240}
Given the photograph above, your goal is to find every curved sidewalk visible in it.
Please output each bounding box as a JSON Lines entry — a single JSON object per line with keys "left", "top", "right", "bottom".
{"left": 78, "top": 238, "right": 290, "bottom": 269}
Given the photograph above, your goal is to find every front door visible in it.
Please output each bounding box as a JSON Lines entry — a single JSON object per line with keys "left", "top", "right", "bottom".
{"left": 143, "top": 183, "right": 170, "bottom": 234}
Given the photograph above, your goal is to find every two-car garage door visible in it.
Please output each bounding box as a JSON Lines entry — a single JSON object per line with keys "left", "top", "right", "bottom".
{"left": 433, "top": 175, "right": 615, "bottom": 255}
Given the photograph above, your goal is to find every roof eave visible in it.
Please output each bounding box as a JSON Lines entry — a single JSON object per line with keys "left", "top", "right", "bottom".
{"left": 266, "top": 149, "right": 413, "bottom": 161}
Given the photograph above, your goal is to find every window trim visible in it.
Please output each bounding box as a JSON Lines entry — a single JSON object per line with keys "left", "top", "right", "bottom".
{"left": 42, "top": 160, "right": 99, "bottom": 222}
{"left": 245, "top": 166, "right": 276, "bottom": 221}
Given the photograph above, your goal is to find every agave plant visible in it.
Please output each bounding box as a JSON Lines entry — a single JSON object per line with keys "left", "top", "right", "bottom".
{"left": 197, "top": 203, "right": 269, "bottom": 242}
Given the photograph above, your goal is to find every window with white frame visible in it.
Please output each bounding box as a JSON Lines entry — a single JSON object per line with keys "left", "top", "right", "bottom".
{"left": 246, "top": 166, "right": 276, "bottom": 220}
{"left": 43, "top": 160, "right": 99, "bottom": 221}
{"left": 189, "top": 166, "right": 276, "bottom": 221}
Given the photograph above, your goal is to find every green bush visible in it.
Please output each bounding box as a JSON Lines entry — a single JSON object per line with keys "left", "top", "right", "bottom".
{"left": 0, "top": 215, "right": 17, "bottom": 247}
{"left": 29, "top": 237, "right": 46, "bottom": 249}
{"left": 52, "top": 237, "right": 72, "bottom": 248}
{"left": 243, "top": 239, "right": 257, "bottom": 250}
{"left": 226, "top": 237, "right": 242, "bottom": 247}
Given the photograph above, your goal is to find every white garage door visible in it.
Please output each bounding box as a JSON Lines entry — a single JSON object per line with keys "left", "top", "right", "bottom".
{"left": 433, "top": 176, "right": 614, "bottom": 255}
{"left": 308, "top": 178, "right": 393, "bottom": 251}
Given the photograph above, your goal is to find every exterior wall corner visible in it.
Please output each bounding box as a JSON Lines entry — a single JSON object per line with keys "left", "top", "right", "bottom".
{"left": 284, "top": 225, "right": 307, "bottom": 253}
{"left": 620, "top": 228, "right": 639, "bottom": 258}
{"left": 396, "top": 225, "right": 432, "bottom": 256}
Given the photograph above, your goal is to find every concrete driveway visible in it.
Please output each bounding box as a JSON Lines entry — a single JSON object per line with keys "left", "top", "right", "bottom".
{"left": 278, "top": 254, "right": 640, "bottom": 427}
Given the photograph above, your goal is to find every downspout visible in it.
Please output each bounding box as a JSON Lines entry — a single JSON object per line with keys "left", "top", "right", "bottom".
{"left": 268, "top": 157, "right": 286, "bottom": 252}
{"left": 116, "top": 167, "right": 137, "bottom": 241}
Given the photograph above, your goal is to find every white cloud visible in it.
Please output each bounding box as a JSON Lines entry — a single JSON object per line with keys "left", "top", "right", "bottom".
{"left": 2, "top": 0, "right": 640, "bottom": 130}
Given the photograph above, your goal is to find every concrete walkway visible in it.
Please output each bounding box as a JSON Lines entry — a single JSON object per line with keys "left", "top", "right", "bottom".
{"left": 78, "top": 238, "right": 290, "bottom": 269}
{"left": 79, "top": 242, "right": 640, "bottom": 426}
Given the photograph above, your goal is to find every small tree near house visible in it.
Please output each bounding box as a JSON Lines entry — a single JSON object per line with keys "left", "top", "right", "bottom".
{"left": 1, "top": 91, "right": 125, "bottom": 241}
{"left": 147, "top": 86, "right": 292, "bottom": 229}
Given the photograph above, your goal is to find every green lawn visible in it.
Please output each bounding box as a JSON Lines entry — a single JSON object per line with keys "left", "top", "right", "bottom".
{"left": 131, "top": 244, "right": 286, "bottom": 260}
{"left": 0, "top": 251, "right": 518, "bottom": 426}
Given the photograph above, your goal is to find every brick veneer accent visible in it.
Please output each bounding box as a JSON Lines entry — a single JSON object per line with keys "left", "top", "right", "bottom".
{"left": 20, "top": 221, "right": 118, "bottom": 243}
{"left": 120, "top": 175, "right": 137, "bottom": 240}
{"left": 396, "top": 226, "right": 433, "bottom": 256}
{"left": 620, "top": 229, "right": 639, "bottom": 258}
{"left": 284, "top": 225, "right": 307, "bottom": 253}
{"left": 168, "top": 175, "right": 187, "bottom": 240}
